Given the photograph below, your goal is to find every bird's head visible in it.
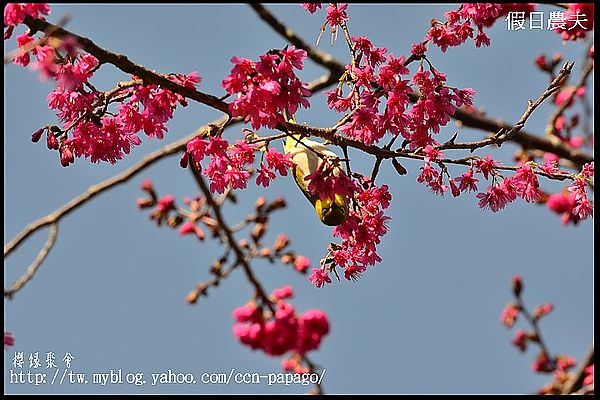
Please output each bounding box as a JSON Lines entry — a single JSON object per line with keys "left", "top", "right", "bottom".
{"left": 315, "top": 194, "right": 348, "bottom": 226}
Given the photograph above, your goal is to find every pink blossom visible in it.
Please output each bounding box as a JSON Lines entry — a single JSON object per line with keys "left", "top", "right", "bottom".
{"left": 581, "top": 162, "right": 594, "bottom": 178}
{"left": 326, "top": 88, "right": 354, "bottom": 112}
{"left": 428, "top": 175, "right": 449, "bottom": 196}
{"left": 296, "top": 310, "right": 330, "bottom": 354}
{"left": 455, "top": 169, "right": 479, "bottom": 193}
{"left": 156, "top": 195, "right": 175, "bottom": 213}
{"left": 448, "top": 179, "right": 460, "bottom": 197}
{"left": 4, "top": 3, "right": 50, "bottom": 26}
{"left": 417, "top": 162, "right": 439, "bottom": 184}
{"left": 178, "top": 221, "right": 204, "bottom": 240}
{"left": 477, "top": 180, "right": 515, "bottom": 213}
{"left": 330, "top": 181, "right": 391, "bottom": 276}
{"left": 309, "top": 268, "right": 331, "bottom": 288}
{"left": 271, "top": 285, "right": 294, "bottom": 300}
{"left": 555, "top": 355, "right": 576, "bottom": 372}
{"left": 186, "top": 136, "right": 209, "bottom": 163}
{"left": 265, "top": 147, "right": 293, "bottom": 176}
{"left": 512, "top": 163, "right": 542, "bottom": 203}
{"left": 584, "top": 364, "right": 594, "bottom": 386}
{"left": 232, "top": 302, "right": 261, "bottom": 323}
{"left": 532, "top": 352, "right": 553, "bottom": 373}
{"left": 568, "top": 176, "right": 593, "bottom": 220}
{"left": 325, "top": 3, "right": 348, "bottom": 27}
{"left": 256, "top": 165, "right": 276, "bottom": 188}
{"left": 300, "top": 3, "right": 322, "bottom": 14}
{"left": 4, "top": 332, "right": 15, "bottom": 347}
{"left": 423, "top": 145, "right": 444, "bottom": 162}
{"left": 555, "top": 3, "right": 594, "bottom": 41}
{"left": 294, "top": 256, "right": 310, "bottom": 273}
{"left": 473, "top": 155, "right": 500, "bottom": 180}
{"left": 222, "top": 48, "right": 310, "bottom": 130}
{"left": 533, "top": 303, "right": 553, "bottom": 319}
{"left": 500, "top": 303, "right": 519, "bottom": 327}
{"left": 410, "top": 42, "right": 427, "bottom": 57}
{"left": 512, "top": 330, "right": 527, "bottom": 352}
{"left": 343, "top": 264, "right": 366, "bottom": 281}
{"left": 546, "top": 192, "right": 580, "bottom": 225}
{"left": 13, "top": 33, "right": 34, "bottom": 66}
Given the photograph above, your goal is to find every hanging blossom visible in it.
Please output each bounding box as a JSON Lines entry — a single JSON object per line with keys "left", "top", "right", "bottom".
{"left": 300, "top": 3, "right": 348, "bottom": 44}
{"left": 310, "top": 179, "right": 391, "bottom": 287}
{"left": 232, "top": 287, "right": 329, "bottom": 359}
{"left": 222, "top": 47, "right": 310, "bottom": 130}
{"left": 17, "top": 24, "right": 201, "bottom": 165}
{"left": 566, "top": 162, "right": 594, "bottom": 220}
{"left": 424, "top": 3, "right": 537, "bottom": 52}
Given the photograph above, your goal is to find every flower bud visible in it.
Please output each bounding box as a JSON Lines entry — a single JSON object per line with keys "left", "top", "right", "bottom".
{"left": 512, "top": 275, "right": 523, "bottom": 297}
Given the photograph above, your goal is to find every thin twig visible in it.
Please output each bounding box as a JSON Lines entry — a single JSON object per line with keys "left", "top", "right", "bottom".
{"left": 5, "top": 223, "right": 59, "bottom": 298}
{"left": 4, "top": 71, "right": 339, "bottom": 262}
{"left": 252, "top": 4, "right": 592, "bottom": 168}
{"left": 188, "top": 157, "right": 276, "bottom": 315}
{"left": 247, "top": 4, "right": 345, "bottom": 78}
{"left": 546, "top": 60, "right": 594, "bottom": 137}
{"left": 4, "top": 115, "right": 234, "bottom": 258}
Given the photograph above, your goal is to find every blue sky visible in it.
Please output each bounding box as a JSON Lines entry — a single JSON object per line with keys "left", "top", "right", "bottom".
{"left": 4, "top": 4, "right": 593, "bottom": 394}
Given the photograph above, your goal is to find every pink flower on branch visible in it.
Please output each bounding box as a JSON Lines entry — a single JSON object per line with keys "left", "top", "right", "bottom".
{"left": 222, "top": 47, "right": 310, "bottom": 130}
{"left": 4, "top": 3, "right": 50, "bottom": 27}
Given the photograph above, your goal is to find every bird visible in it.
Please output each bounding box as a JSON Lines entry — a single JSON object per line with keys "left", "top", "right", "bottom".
{"left": 283, "top": 132, "right": 348, "bottom": 226}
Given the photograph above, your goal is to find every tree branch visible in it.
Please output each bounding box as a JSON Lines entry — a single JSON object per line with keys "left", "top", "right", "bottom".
{"left": 5, "top": 223, "right": 59, "bottom": 299}
{"left": 4, "top": 115, "right": 234, "bottom": 259}
{"left": 248, "top": 3, "right": 345, "bottom": 78}
{"left": 22, "top": 15, "right": 231, "bottom": 115}
{"left": 251, "top": 4, "right": 593, "bottom": 168}
{"left": 188, "top": 157, "right": 276, "bottom": 315}
{"left": 563, "top": 345, "right": 594, "bottom": 394}
{"left": 4, "top": 72, "right": 334, "bottom": 265}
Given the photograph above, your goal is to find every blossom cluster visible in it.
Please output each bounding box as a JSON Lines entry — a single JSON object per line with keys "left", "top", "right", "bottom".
{"left": 425, "top": 4, "right": 536, "bottom": 52}
{"left": 7, "top": 3, "right": 199, "bottom": 166}
{"left": 222, "top": 47, "right": 311, "bottom": 130}
{"left": 555, "top": 3, "right": 595, "bottom": 41}
{"left": 501, "top": 276, "right": 587, "bottom": 394}
{"left": 309, "top": 178, "right": 391, "bottom": 287}
{"left": 232, "top": 287, "right": 329, "bottom": 365}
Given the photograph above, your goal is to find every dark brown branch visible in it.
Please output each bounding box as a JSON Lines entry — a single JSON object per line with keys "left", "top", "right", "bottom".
{"left": 438, "top": 63, "right": 575, "bottom": 152}
{"left": 452, "top": 107, "right": 593, "bottom": 168}
{"left": 563, "top": 346, "right": 594, "bottom": 394}
{"left": 4, "top": 115, "right": 234, "bottom": 258}
{"left": 252, "top": 4, "right": 593, "bottom": 168}
{"left": 5, "top": 223, "right": 59, "bottom": 299}
{"left": 4, "top": 72, "right": 337, "bottom": 262}
{"left": 22, "top": 15, "right": 231, "bottom": 115}
{"left": 188, "top": 158, "right": 276, "bottom": 315}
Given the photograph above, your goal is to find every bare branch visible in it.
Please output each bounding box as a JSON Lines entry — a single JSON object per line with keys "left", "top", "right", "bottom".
{"left": 5, "top": 223, "right": 59, "bottom": 299}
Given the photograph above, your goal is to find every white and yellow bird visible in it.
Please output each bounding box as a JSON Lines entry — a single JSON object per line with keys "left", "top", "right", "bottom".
{"left": 283, "top": 133, "right": 348, "bottom": 226}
